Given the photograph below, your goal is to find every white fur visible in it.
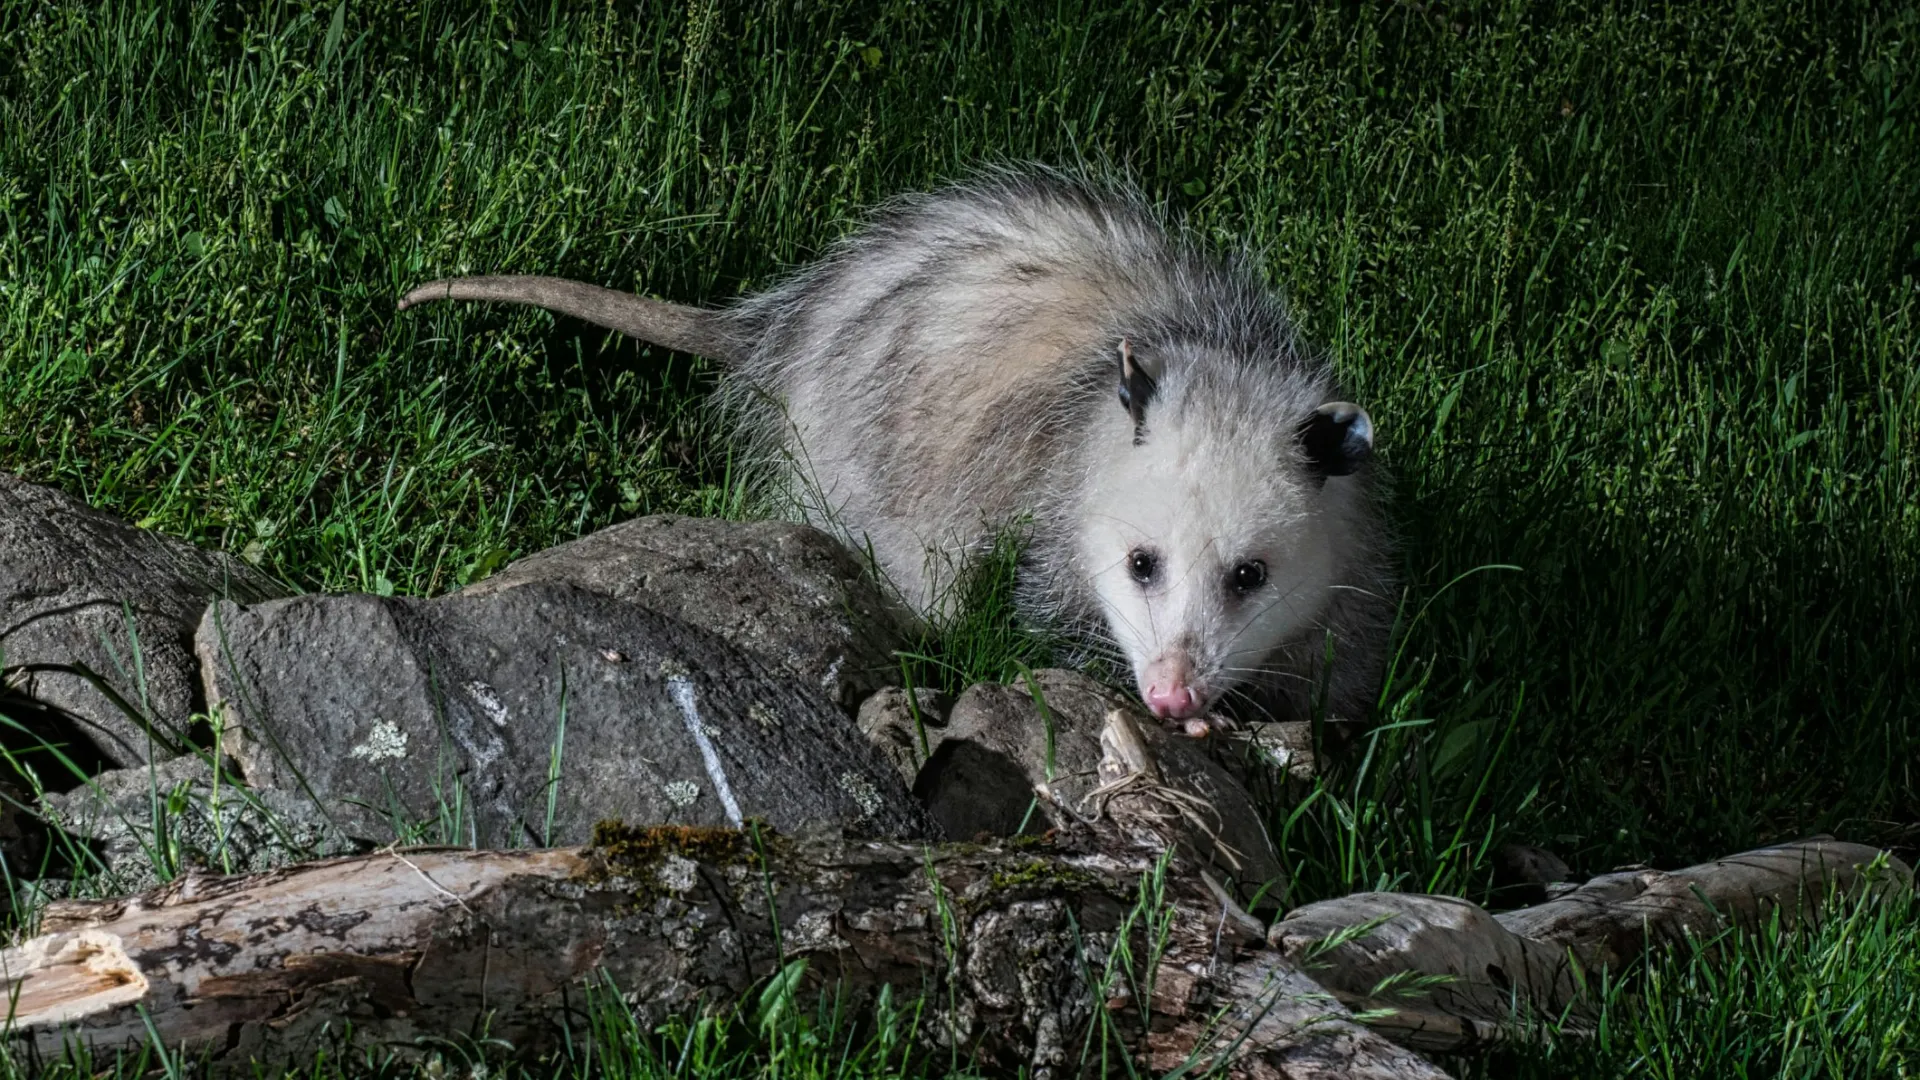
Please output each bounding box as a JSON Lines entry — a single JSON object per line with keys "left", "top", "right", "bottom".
{"left": 718, "top": 170, "right": 1393, "bottom": 722}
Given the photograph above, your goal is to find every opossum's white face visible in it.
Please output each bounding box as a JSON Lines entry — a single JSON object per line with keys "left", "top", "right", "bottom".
{"left": 1079, "top": 345, "right": 1371, "bottom": 723}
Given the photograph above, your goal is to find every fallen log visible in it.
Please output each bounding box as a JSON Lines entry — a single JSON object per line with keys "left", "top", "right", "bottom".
{"left": 4, "top": 829, "right": 1446, "bottom": 1078}
{"left": 1269, "top": 838, "right": 1913, "bottom": 1053}
{"left": 1, "top": 708, "right": 1448, "bottom": 1079}
{"left": 2, "top": 703, "right": 1907, "bottom": 1077}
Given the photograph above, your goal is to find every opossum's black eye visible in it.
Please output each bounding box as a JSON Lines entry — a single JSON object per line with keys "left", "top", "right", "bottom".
{"left": 1128, "top": 548, "right": 1160, "bottom": 584}
{"left": 1231, "top": 560, "right": 1267, "bottom": 593}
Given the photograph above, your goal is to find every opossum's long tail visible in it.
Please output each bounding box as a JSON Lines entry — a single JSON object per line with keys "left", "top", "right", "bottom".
{"left": 397, "top": 275, "right": 741, "bottom": 363}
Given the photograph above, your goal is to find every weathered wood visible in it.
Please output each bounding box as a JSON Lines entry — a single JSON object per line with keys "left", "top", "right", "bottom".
{"left": 1269, "top": 838, "right": 1912, "bottom": 1052}
{"left": 0, "top": 709, "right": 1448, "bottom": 1079}
{"left": 1271, "top": 891, "right": 1581, "bottom": 1052}
{"left": 1495, "top": 838, "right": 1908, "bottom": 964}
{"left": 1, "top": 829, "right": 1446, "bottom": 1079}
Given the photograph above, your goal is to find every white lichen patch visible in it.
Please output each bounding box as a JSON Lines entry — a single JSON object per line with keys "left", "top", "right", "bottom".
{"left": 838, "top": 771, "right": 884, "bottom": 821}
{"left": 1256, "top": 741, "right": 1299, "bottom": 771}
{"left": 662, "top": 779, "right": 700, "bottom": 808}
{"left": 843, "top": 907, "right": 910, "bottom": 934}
{"left": 749, "top": 703, "right": 780, "bottom": 730}
{"left": 657, "top": 853, "right": 699, "bottom": 893}
{"left": 658, "top": 658, "right": 691, "bottom": 679}
{"left": 786, "top": 908, "right": 840, "bottom": 951}
{"left": 350, "top": 719, "right": 409, "bottom": 762}
{"left": 464, "top": 682, "right": 509, "bottom": 728}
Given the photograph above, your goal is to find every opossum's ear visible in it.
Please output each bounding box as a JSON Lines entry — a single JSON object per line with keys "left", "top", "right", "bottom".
{"left": 1301, "top": 402, "right": 1373, "bottom": 479}
{"left": 1115, "top": 338, "right": 1156, "bottom": 445}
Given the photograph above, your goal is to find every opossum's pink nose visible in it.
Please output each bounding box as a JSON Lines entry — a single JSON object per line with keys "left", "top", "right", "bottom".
{"left": 1142, "top": 654, "right": 1206, "bottom": 719}
{"left": 1145, "top": 682, "right": 1204, "bottom": 719}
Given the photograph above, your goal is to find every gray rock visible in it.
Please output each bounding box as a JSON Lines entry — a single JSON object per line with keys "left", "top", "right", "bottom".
{"left": 458, "top": 515, "right": 918, "bottom": 713}
{"left": 197, "top": 581, "right": 936, "bottom": 846}
{"left": 35, "top": 754, "right": 358, "bottom": 896}
{"left": 915, "top": 670, "right": 1115, "bottom": 841}
{"left": 0, "top": 474, "right": 287, "bottom": 764}
{"left": 1239, "top": 721, "right": 1320, "bottom": 781}
{"left": 914, "top": 669, "right": 1284, "bottom": 900}
{"left": 856, "top": 686, "right": 948, "bottom": 785}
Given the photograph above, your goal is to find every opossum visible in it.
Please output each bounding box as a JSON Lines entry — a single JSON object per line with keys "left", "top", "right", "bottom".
{"left": 399, "top": 170, "right": 1392, "bottom": 730}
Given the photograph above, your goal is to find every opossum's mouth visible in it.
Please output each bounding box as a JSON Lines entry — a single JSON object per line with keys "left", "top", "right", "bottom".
{"left": 1138, "top": 658, "right": 1213, "bottom": 721}
{"left": 1138, "top": 676, "right": 1245, "bottom": 738}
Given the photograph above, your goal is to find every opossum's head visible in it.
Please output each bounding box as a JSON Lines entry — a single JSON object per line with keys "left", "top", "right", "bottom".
{"left": 1079, "top": 339, "right": 1373, "bottom": 723}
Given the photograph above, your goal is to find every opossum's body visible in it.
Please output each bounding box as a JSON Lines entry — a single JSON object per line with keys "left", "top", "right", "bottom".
{"left": 400, "top": 171, "right": 1392, "bottom": 726}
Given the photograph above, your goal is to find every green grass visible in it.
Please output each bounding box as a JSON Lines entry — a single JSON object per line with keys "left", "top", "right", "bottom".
{"left": 2, "top": 0, "right": 1917, "bottom": 1076}
{"left": 0, "top": 967, "right": 951, "bottom": 1080}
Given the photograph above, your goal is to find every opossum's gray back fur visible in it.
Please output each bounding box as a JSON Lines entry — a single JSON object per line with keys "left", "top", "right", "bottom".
{"left": 717, "top": 170, "right": 1309, "bottom": 572}
{"left": 712, "top": 170, "right": 1391, "bottom": 721}
{"left": 715, "top": 172, "right": 1199, "bottom": 579}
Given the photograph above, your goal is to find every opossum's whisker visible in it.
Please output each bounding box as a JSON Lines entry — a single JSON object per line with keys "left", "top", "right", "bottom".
{"left": 1218, "top": 578, "right": 1314, "bottom": 656}
{"left": 1218, "top": 684, "right": 1285, "bottom": 725}
{"left": 1216, "top": 664, "right": 1314, "bottom": 687}
{"left": 1221, "top": 684, "right": 1282, "bottom": 716}
{"left": 1215, "top": 657, "right": 1312, "bottom": 680}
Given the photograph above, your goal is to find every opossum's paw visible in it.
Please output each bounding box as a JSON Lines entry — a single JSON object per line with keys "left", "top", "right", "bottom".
{"left": 1177, "top": 713, "right": 1238, "bottom": 738}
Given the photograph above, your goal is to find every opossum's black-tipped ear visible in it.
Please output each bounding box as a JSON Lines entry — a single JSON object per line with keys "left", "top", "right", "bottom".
{"left": 1116, "top": 338, "right": 1156, "bottom": 445}
{"left": 1301, "top": 402, "right": 1373, "bottom": 478}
